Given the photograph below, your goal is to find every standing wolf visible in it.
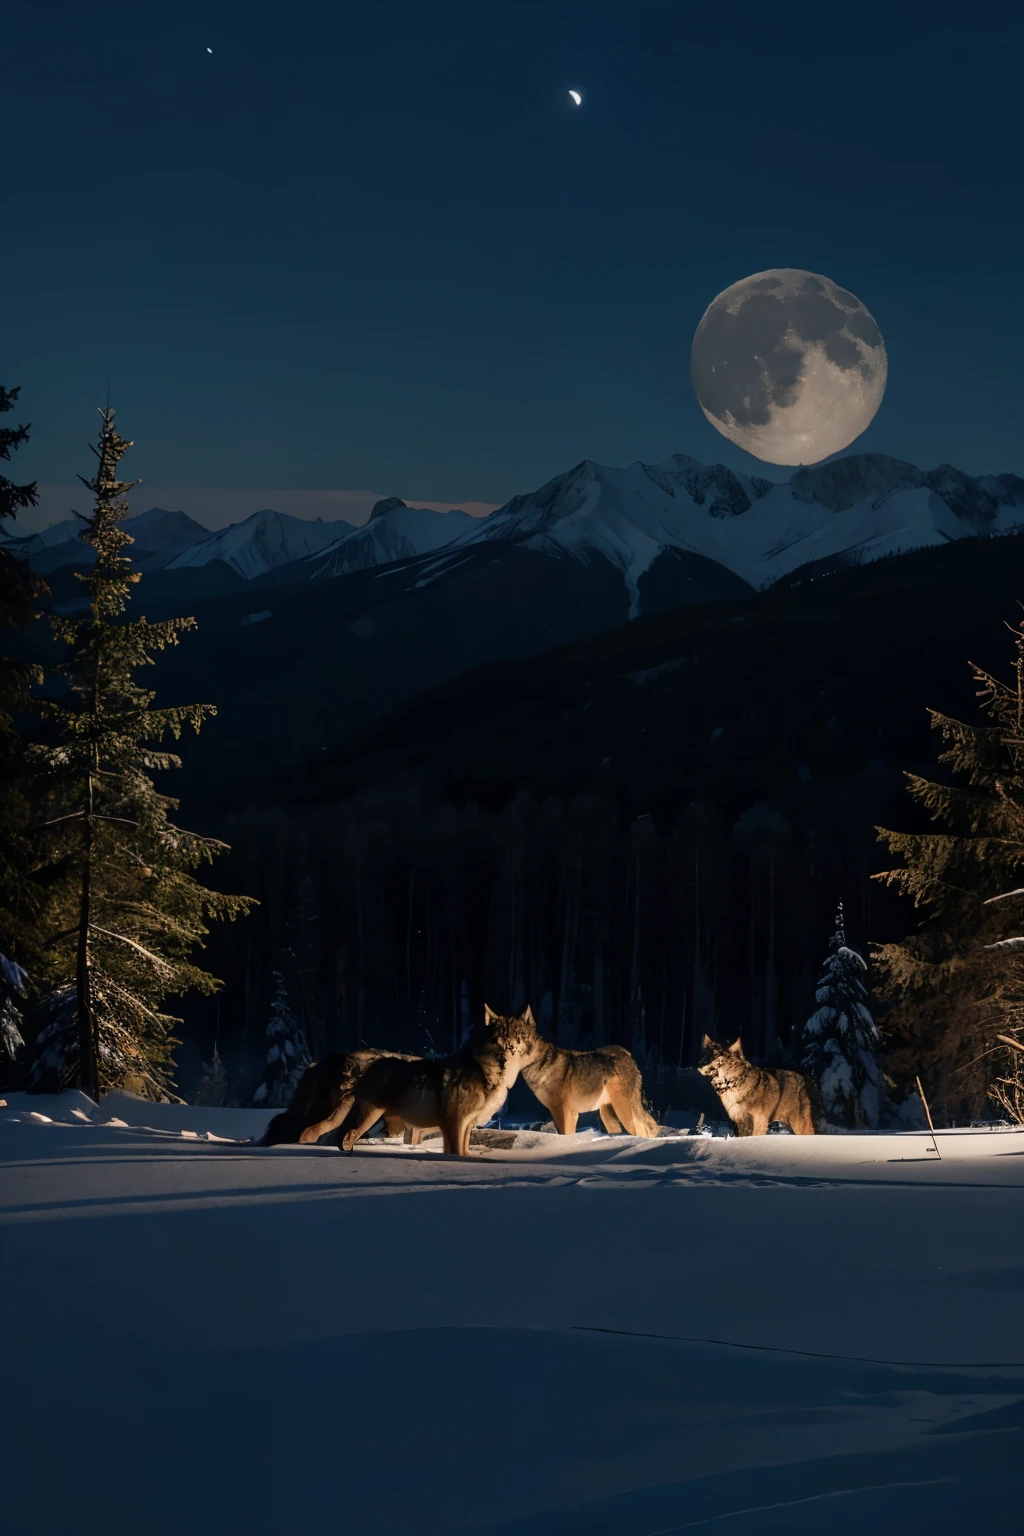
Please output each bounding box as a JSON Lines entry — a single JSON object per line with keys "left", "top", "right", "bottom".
{"left": 258, "top": 1049, "right": 424, "bottom": 1146}
{"left": 697, "top": 1034, "right": 817, "bottom": 1135}
{"left": 338, "top": 1005, "right": 542, "bottom": 1156}
{"left": 521, "top": 1041, "right": 659, "bottom": 1137}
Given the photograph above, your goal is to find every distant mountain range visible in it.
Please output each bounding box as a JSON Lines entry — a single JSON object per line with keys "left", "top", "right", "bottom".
{"left": 0, "top": 496, "right": 481, "bottom": 584}
{"left": 9, "top": 452, "right": 1024, "bottom": 597}
{"left": 3, "top": 505, "right": 212, "bottom": 576}
{"left": 0, "top": 504, "right": 352, "bottom": 579}
{"left": 9, "top": 451, "right": 1024, "bottom": 798}
{"left": 161, "top": 508, "right": 352, "bottom": 579}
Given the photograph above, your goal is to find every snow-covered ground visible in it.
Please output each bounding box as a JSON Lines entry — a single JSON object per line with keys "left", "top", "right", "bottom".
{"left": 3, "top": 1093, "right": 1022, "bottom": 1534}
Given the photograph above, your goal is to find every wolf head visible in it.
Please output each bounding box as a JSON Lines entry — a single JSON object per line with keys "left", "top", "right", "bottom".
{"left": 481, "top": 1003, "right": 541, "bottom": 1060}
{"left": 697, "top": 1034, "right": 747, "bottom": 1088}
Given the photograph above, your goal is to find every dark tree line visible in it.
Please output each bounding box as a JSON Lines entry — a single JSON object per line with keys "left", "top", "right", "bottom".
{"left": 191, "top": 784, "right": 893, "bottom": 1108}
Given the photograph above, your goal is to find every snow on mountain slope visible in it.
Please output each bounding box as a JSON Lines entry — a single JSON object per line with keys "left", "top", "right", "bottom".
{"left": 0, "top": 514, "right": 82, "bottom": 552}
{"left": 1, "top": 505, "right": 212, "bottom": 574}
{"left": 310, "top": 498, "right": 477, "bottom": 579}
{"left": 163, "top": 508, "right": 352, "bottom": 579}
{"left": 440, "top": 452, "right": 1024, "bottom": 596}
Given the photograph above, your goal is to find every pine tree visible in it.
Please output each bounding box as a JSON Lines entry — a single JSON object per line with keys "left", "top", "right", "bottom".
{"left": 800, "top": 904, "right": 881, "bottom": 1128}
{"left": 874, "top": 613, "right": 1024, "bottom": 1118}
{"left": 29, "top": 409, "right": 254, "bottom": 1101}
{"left": 0, "top": 384, "right": 44, "bottom": 968}
{"left": 253, "top": 972, "right": 310, "bottom": 1107}
{"left": 0, "top": 953, "right": 28, "bottom": 1076}
{"left": 194, "top": 1042, "right": 228, "bottom": 1107}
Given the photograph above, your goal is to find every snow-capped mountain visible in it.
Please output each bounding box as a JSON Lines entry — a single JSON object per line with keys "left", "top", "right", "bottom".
{"left": 1, "top": 506, "right": 211, "bottom": 575}
{"left": 422, "top": 452, "right": 1024, "bottom": 613}
{"left": 148, "top": 449, "right": 1024, "bottom": 793}
{"left": 309, "top": 497, "right": 477, "bottom": 579}
{"left": 163, "top": 508, "right": 353, "bottom": 580}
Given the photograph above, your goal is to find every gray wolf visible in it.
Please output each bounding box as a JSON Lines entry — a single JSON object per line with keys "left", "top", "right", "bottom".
{"left": 697, "top": 1034, "right": 817, "bottom": 1136}
{"left": 258, "top": 1049, "right": 426, "bottom": 1146}
{"left": 338, "top": 1005, "right": 542, "bottom": 1156}
{"left": 521, "top": 1040, "right": 659, "bottom": 1137}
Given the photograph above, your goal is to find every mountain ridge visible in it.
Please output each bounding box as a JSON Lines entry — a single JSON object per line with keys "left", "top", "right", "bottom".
{"left": 8, "top": 451, "right": 1024, "bottom": 597}
{"left": 423, "top": 450, "right": 1024, "bottom": 600}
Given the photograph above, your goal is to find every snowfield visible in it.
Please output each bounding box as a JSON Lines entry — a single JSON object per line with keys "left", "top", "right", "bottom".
{"left": 3, "top": 1094, "right": 1022, "bottom": 1534}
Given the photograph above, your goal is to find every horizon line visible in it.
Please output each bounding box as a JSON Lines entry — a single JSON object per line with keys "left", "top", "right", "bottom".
{"left": 12, "top": 485, "right": 503, "bottom": 537}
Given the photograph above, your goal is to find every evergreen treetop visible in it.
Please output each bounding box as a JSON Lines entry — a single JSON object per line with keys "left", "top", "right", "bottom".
{"left": 253, "top": 972, "right": 310, "bottom": 1108}
{"left": 194, "top": 1042, "right": 229, "bottom": 1107}
{"left": 874, "top": 613, "right": 1024, "bottom": 1116}
{"left": 0, "top": 384, "right": 38, "bottom": 526}
{"left": 800, "top": 904, "right": 881, "bottom": 1128}
{"left": 30, "top": 409, "right": 254, "bottom": 1100}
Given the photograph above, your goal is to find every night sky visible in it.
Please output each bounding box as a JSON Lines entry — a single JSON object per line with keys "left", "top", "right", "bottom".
{"left": 7, "top": 1, "right": 1024, "bottom": 527}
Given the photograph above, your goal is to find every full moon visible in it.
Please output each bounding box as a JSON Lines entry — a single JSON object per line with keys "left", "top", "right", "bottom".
{"left": 690, "top": 269, "right": 887, "bottom": 466}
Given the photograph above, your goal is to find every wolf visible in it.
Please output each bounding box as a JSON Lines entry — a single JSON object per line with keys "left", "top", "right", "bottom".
{"left": 258, "top": 1049, "right": 426, "bottom": 1146}
{"left": 338, "top": 1004, "right": 542, "bottom": 1156}
{"left": 697, "top": 1034, "right": 817, "bottom": 1136}
{"left": 520, "top": 1041, "right": 659, "bottom": 1137}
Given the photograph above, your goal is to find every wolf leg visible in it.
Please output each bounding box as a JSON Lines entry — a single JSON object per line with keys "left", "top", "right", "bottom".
{"left": 300, "top": 1091, "right": 357, "bottom": 1144}
{"left": 451, "top": 1116, "right": 473, "bottom": 1157}
{"left": 599, "top": 1102, "right": 623, "bottom": 1134}
{"left": 550, "top": 1099, "right": 572, "bottom": 1135}
{"left": 607, "top": 1083, "right": 642, "bottom": 1136}
{"left": 438, "top": 1114, "right": 460, "bottom": 1155}
{"left": 560, "top": 1106, "right": 579, "bottom": 1136}
{"left": 338, "top": 1100, "right": 385, "bottom": 1152}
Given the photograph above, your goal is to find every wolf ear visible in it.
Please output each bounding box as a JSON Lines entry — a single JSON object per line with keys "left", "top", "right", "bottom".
{"left": 728, "top": 1037, "right": 744, "bottom": 1057}
{"left": 520, "top": 1004, "right": 537, "bottom": 1029}
{"left": 483, "top": 1004, "right": 499, "bottom": 1027}
{"left": 701, "top": 1033, "right": 715, "bottom": 1049}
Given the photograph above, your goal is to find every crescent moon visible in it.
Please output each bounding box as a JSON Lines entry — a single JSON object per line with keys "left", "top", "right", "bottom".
{"left": 568, "top": 89, "right": 582, "bottom": 106}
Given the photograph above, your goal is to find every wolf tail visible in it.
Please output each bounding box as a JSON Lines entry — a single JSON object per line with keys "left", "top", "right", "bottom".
{"left": 612, "top": 1056, "right": 660, "bottom": 1138}
{"left": 636, "top": 1090, "right": 660, "bottom": 1138}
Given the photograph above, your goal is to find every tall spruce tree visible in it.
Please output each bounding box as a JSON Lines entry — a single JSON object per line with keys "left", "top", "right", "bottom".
{"left": 0, "top": 384, "right": 44, "bottom": 968}
{"left": 30, "top": 409, "right": 253, "bottom": 1101}
{"left": 253, "top": 972, "right": 310, "bottom": 1108}
{"left": 800, "top": 904, "right": 881, "bottom": 1128}
{"left": 874, "top": 613, "right": 1024, "bottom": 1118}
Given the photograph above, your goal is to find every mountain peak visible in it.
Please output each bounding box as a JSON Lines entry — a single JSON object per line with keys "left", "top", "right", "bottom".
{"left": 788, "top": 453, "right": 921, "bottom": 512}
{"left": 163, "top": 507, "right": 352, "bottom": 579}
{"left": 369, "top": 497, "right": 407, "bottom": 522}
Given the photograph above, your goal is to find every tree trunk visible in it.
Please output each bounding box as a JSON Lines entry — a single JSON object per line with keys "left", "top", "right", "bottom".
{"left": 77, "top": 769, "right": 98, "bottom": 1102}
{"left": 406, "top": 868, "right": 415, "bottom": 1006}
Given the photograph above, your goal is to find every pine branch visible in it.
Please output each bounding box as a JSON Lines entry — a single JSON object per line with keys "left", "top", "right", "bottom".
{"left": 88, "top": 924, "right": 177, "bottom": 978}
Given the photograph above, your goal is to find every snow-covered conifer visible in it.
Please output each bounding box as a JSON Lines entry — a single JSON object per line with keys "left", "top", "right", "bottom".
{"left": 1, "top": 953, "right": 28, "bottom": 1067}
{"left": 801, "top": 905, "right": 882, "bottom": 1128}
{"left": 252, "top": 973, "right": 310, "bottom": 1107}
